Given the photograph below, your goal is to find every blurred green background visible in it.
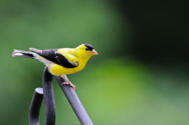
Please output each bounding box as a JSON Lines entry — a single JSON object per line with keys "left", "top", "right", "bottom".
{"left": 0, "top": 0, "right": 188, "bottom": 125}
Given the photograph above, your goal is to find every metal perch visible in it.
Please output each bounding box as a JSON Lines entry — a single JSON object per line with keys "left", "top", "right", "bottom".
{"left": 42, "top": 67, "right": 56, "bottom": 125}
{"left": 28, "top": 67, "right": 93, "bottom": 125}
{"left": 55, "top": 76, "right": 94, "bottom": 125}
{"left": 29, "top": 88, "right": 43, "bottom": 125}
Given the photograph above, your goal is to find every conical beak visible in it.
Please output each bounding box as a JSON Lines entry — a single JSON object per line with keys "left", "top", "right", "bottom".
{"left": 91, "top": 49, "right": 98, "bottom": 55}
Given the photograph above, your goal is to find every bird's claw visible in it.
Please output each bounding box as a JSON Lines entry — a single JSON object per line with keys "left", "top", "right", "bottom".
{"left": 61, "top": 81, "right": 76, "bottom": 90}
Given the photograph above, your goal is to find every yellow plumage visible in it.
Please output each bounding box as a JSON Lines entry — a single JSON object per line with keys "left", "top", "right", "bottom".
{"left": 41, "top": 44, "right": 97, "bottom": 76}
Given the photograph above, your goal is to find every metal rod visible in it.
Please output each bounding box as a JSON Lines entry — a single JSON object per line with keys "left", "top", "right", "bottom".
{"left": 42, "top": 67, "right": 56, "bottom": 125}
{"left": 29, "top": 88, "right": 43, "bottom": 125}
{"left": 55, "top": 76, "right": 94, "bottom": 125}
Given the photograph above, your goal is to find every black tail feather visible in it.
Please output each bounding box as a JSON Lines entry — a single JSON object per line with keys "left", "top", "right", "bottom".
{"left": 12, "top": 49, "right": 35, "bottom": 58}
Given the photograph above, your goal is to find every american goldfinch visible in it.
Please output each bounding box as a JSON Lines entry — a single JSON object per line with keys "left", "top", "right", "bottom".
{"left": 12, "top": 43, "right": 98, "bottom": 90}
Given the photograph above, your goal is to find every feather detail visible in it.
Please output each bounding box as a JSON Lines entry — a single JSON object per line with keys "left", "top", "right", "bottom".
{"left": 12, "top": 49, "right": 39, "bottom": 59}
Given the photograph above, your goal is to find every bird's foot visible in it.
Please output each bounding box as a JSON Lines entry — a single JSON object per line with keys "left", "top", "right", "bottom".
{"left": 61, "top": 81, "right": 76, "bottom": 90}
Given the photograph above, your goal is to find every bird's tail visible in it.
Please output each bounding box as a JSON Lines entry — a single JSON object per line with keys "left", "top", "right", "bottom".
{"left": 12, "top": 49, "right": 39, "bottom": 59}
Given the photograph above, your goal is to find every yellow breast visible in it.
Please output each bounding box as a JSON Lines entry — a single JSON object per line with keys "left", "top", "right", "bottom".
{"left": 48, "top": 61, "right": 86, "bottom": 76}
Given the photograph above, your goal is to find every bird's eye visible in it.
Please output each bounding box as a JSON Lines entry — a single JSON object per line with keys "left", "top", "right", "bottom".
{"left": 85, "top": 47, "right": 93, "bottom": 51}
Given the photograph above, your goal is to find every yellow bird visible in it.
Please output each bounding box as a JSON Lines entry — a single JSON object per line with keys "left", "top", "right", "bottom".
{"left": 12, "top": 43, "right": 98, "bottom": 90}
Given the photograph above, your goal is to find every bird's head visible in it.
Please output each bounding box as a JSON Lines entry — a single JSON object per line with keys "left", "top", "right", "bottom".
{"left": 76, "top": 43, "right": 98, "bottom": 58}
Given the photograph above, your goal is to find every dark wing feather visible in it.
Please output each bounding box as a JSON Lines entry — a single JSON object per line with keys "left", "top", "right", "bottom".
{"left": 54, "top": 53, "right": 78, "bottom": 68}
{"left": 29, "top": 48, "right": 78, "bottom": 68}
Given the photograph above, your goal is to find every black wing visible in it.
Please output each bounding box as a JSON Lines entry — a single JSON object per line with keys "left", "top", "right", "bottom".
{"left": 29, "top": 48, "right": 78, "bottom": 68}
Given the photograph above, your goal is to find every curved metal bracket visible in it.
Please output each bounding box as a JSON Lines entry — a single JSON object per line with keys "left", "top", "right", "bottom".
{"left": 29, "top": 88, "right": 43, "bottom": 125}
{"left": 28, "top": 67, "right": 93, "bottom": 125}
{"left": 42, "top": 67, "right": 56, "bottom": 125}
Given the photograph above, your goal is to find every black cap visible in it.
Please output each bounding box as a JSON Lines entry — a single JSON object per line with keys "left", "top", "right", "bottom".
{"left": 84, "top": 43, "right": 94, "bottom": 51}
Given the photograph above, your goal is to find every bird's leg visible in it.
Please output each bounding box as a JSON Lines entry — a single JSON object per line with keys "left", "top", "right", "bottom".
{"left": 62, "top": 81, "right": 76, "bottom": 90}
{"left": 60, "top": 75, "right": 76, "bottom": 90}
